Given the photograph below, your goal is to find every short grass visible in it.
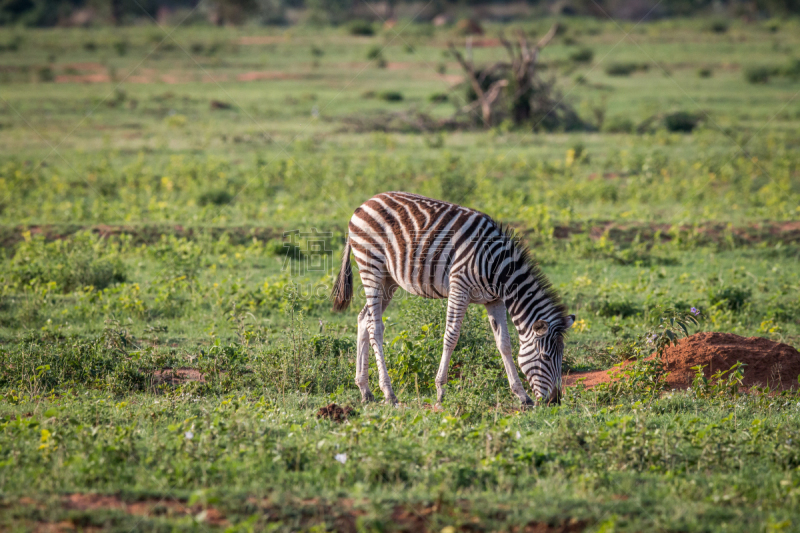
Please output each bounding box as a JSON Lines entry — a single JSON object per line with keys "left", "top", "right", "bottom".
{"left": 1, "top": 17, "right": 800, "bottom": 532}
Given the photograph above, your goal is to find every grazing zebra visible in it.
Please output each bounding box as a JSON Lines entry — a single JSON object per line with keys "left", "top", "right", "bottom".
{"left": 331, "top": 192, "right": 575, "bottom": 406}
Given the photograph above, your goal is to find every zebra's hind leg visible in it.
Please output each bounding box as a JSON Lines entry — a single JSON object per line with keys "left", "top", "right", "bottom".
{"left": 485, "top": 300, "right": 535, "bottom": 407}
{"left": 434, "top": 286, "right": 469, "bottom": 407}
{"left": 365, "top": 285, "right": 398, "bottom": 406}
{"left": 355, "top": 305, "right": 375, "bottom": 403}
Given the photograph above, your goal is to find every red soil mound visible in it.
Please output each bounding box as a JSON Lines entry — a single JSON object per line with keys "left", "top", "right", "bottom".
{"left": 565, "top": 332, "right": 800, "bottom": 392}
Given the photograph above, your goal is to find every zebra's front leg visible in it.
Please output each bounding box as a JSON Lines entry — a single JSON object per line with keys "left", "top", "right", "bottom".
{"left": 366, "top": 295, "right": 397, "bottom": 405}
{"left": 355, "top": 305, "right": 375, "bottom": 403}
{"left": 485, "top": 300, "right": 534, "bottom": 407}
{"left": 435, "top": 288, "right": 469, "bottom": 406}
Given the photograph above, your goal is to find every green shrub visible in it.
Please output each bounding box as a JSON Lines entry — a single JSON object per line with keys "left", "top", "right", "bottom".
{"left": 366, "top": 45, "right": 382, "bottom": 60}
{"left": 602, "top": 116, "right": 634, "bottom": 133}
{"left": 605, "top": 62, "right": 645, "bottom": 76}
{"left": 783, "top": 58, "right": 800, "bottom": 79}
{"left": 570, "top": 47, "right": 594, "bottom": 63}
{"left": 664, "top": 111, "right": 700, "bottom": 133}
{"left": 744, "top": 66, "right": 774, "bottom": 84}
{"left": 348, "top": 20, "right": 375, "bottom": 36}
{"left": 707, "top": 19, "right": 730, "bottom": 34}
{"left": 708, "top": 285, "right": 751, "bottom": 311}
{"left": 0, "top": 36, "right": 22, "bottom": 52}
{"left": 379, "top": 91, "right": 403, "bottom": 102}
{"left": 9, "top": 233, "right": 126, "bottom": 293}
{"left": 697, "top": 67, "right": 712, "bottom": 78}
{"left": 37, "top": 66, "right": 53, "bottom": 82}
{"left": 429, "top": 92, "right": 448, "bottom": 103}
{"left": 197, "top": 188, "right": 234, "bottom": 206}
{"left": 113, "top": 40, "right": 128, "bottom": 56}
{"left": 595, "top": 299, "right": 641, "bottom": 318}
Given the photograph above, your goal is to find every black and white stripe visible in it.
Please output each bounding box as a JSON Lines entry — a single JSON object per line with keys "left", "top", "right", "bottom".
{"left": 332, "top": 192, "right": 575, "bottom": 406}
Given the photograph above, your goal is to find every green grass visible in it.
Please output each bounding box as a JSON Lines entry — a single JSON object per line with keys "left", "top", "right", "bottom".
{"left": 1, "top": 17, "right": 800, "bottom": 532}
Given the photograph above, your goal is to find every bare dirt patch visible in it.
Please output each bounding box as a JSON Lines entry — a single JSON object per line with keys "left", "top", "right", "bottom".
{"left": 153, "top": 367, "right": 204, "bottom": 386}
{"left": 565, "top": 332, "right": 800, "bottom": 391}
{"left": 55, "top": 73, "right": 111, "bottom": 84}
{"left": 245, "top": 497, "right": 587, "bottom": 532}
{"left": 16, "top": 494, "right": 587, "bottom": 532}
{"left": 5, "top": 221, "right": 797, "bottom": 251}
{"left": 237, "top": 71, "right": 303, "bottom": 82}
{"left": 316, "top": 403, "right": 355, "bottom": 422}
{"left": 16, "top": 493, "right": 229, "bottom": 531}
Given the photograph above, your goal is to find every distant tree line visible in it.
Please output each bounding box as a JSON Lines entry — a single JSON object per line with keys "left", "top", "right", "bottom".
{"left": 1, "top": 0, "right": 798, "bottom": 27}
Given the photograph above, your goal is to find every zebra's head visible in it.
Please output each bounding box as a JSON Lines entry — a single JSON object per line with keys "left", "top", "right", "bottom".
{"left": 519, "top": 314, "right": 575, "bottom": 404}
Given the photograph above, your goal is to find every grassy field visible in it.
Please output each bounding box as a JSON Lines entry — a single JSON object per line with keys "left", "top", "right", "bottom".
{"left": 1, "top": 17, "right": 800, "bottom": 532}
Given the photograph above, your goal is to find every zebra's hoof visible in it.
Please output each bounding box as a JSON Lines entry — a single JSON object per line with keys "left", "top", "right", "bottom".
{"left": 361, "top": 391, "right": 376, "bottom": 403}
{"left": 520, "top": 397, "right": 536, "bottom": 409}
{"left": 385, "top": 396, "right": 399, "bottom": 406}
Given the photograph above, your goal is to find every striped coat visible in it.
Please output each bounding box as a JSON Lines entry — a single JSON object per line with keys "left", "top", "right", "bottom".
{"left": 332, "top": 192, "right": 574, "bottom": 406}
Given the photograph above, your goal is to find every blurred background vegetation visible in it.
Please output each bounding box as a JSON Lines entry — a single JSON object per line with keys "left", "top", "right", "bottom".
{"left": 2, "top": 0, "right": 799, "bottom": 28}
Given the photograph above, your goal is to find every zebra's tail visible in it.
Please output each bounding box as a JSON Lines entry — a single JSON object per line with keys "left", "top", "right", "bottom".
{"left": 331, "top": 240, "right": 352, "bottom": 312}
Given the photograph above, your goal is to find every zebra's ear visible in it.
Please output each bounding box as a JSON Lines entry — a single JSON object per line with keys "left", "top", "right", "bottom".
{"left": 532, "top": 320, "right": 549, "bottom": 336}
{"left": 564, "top": 314, "right": 576, "bottom": 329}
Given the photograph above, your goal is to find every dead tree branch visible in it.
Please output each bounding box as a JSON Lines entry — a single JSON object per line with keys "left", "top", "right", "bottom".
{"left": 449, "top": 22, "right": 586, "bottom": 131}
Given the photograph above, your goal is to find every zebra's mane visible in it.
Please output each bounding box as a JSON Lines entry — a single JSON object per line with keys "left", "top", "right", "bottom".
{"left": 495, "top": 221, "right": 569, "bottom": 332}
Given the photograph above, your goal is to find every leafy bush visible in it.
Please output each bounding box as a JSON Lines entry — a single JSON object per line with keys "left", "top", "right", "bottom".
{"left": 37, "top": 66, "right": 53, "bottom": 82}
{"left": 697, "top": 67, "right": 712, "bottom": 78}
{"left": 379, "top": 91, "right": 403, "bottom": 102}
{"left": 366, "top": 45, "right": 382, "bottom": 60}
{"left": 707, "top": 19, "right": 730, "bottom": 34}
{"left": 9, "top": 233, "right": 126, "bottom": 293}
{"left": 783, "top": 58, "right": 800, "bottom": 79}
{"left": 348, "top": 20, "right": 374, "bottom": 36}
{"left": 0, "top": 35, "right": 22, "bottom": 52}
{"left": 113, "top": 40, "right": 128, "bottom": 56}
{"left": 605, "top": 62, "right": 646, "bottom": 76}
{"left": 197, "top": 188, "right": 234, "bottom": 206}
{"left": 429, "top": 92, "right": 449, "bottom": 103}
{"left": 708, "top": 285, "right": 751, "bottom": 311}
{"left": 602, "top": 116, "right": 634, "bottom": 133}
{"left": 570, "top": 48, "right": 594, "bottom": 63}
{"left": 664, "top": 111, "right": 700, "bottom": 133}
{"left": 744, "top": 66, "right": 774, "bottom": 84}
{"left": 595, "top": 299, "right": 641, "bottom": 318}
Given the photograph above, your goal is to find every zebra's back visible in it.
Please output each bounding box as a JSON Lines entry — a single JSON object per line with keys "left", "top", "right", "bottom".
{"left": 348, "top": 192, "right": 499, "bottom": 301}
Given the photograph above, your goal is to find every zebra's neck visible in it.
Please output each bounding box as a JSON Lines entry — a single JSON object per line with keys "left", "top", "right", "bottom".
{"left": 502, "top": 268, "right": 563, "bottom": 340}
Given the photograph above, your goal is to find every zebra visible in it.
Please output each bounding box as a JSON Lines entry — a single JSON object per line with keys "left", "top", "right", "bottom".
{"left": 331, "top": 192, "right": 575, "bottom": 406}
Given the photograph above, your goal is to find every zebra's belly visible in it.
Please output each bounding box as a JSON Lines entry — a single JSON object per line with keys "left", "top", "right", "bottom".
{"left": 391, "top": 272, "right": 449, "bottom": 300}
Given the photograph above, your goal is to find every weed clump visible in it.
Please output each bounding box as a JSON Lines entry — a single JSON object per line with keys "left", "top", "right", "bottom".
{"left": 197, "top": 189, "right": 234, "bottom": 206}
{"left": 707, "top": 19, "right": 730, "bottom": 34}
{"left": 605, "top": 62, "right": 647, "bottom": 77}
{"left": 745, "top": 65, "right": 774, "bottom": 84}
{"left": 664, "top": 111, "right": 701, "bottom": 133}
{"left": 348, "top": 20, "right": 374, "bottom": 36}
{"left": 708, "top": 285, "right": 751, "bottom": 311}
{"left": 595, "top": 299, "right": 641, "bottom": 318}
{"left": 570, "top": 48, "right": 594, "bottom": 63}
{"left": 379, "top": 91, "right": 403, "bottom": 102}
{"left": 602, "top": 116, "right": 634, "bottom": 133}
{"left": 37, "top": 66, "right": 53, "bottom": 82}
{"left": 9, "top": 232, "right": 126, "bottom": 293}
